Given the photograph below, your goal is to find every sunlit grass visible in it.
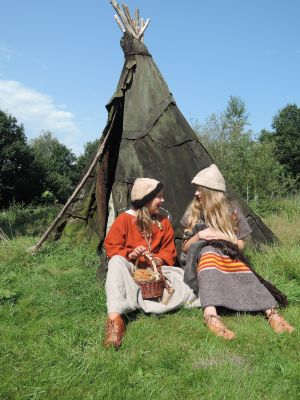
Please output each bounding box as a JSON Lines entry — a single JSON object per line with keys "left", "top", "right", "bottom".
{"left": 0, "top": 200, "right": 299, "bottom": 399}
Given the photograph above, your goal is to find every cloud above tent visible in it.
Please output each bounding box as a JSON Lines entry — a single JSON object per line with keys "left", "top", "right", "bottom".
{"left": 0, "top": 79, "right": 82, "bottom": 154}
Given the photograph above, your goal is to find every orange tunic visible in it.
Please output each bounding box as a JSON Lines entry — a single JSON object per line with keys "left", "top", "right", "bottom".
{"left": 104, "top": 212, "right": 177, "bottom": 266}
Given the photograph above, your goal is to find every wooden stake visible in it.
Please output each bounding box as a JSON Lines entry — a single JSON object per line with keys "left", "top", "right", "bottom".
{"left": 114, "top": 15, "right": 126, "bottom": 33}
{"left": 122, "top": 3, "right": 133, "bottom": 31}
{"left": 134, "top": 9, "right": 140, "bottom": 33}
{"left": 138, "top": 18, "right": 150, "bottom": 40}
{"left": 134, "top": 8, "right": 140, "bottom": 26}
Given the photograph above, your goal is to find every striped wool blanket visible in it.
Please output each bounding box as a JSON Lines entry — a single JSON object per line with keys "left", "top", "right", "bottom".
{"left": 183, "top": 240, "right": 288, "bottom": 310}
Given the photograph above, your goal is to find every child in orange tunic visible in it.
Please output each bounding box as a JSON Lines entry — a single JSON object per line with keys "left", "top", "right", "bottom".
{"left": 105, "top": 208, "right": 176, "bottom": 267}
{"left": 103, "top": 178, "right": 199, "bottom": 349}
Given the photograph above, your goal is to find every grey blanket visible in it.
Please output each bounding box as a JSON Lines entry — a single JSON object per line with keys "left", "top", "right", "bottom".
{"left": 183, "top": 239, "right": 288, "bottom": 307}
{"left": 183, "top": 240, "right": 209, "bottom": 295}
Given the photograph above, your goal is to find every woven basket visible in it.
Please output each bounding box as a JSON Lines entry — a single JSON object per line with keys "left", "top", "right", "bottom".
{"left": 134, "top": 256, "right": 164, "bottom": 299}
{"left": 135, "top": 278, "right": 164, "bottom": 299}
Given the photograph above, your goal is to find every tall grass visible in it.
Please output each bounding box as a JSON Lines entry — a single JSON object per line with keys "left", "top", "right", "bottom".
{"left": 262, "top": 196, "right": 300, "bottom": 245}
{"left": 250, "top": 194, "right": 300, "bottom": 219}
{"left": 0, "top": 203, "right": 60, "bottom": 238}
{"left": 0, "top": 198, "right": 299, "bottom": 399}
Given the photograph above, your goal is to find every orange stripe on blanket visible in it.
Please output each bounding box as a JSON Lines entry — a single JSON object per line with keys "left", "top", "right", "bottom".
{"left": 200, "top": 254, "right": 248, "bottom": 265}
{"left": 197, "top": 266, "right": 252, "bottom": 274}
{"left": 198, "top": 257, "right": 249, "bottom": 266}
{"left": 197, "top": 253, "right": 251, "bottom": 273}
{"left": 198, "top": 264, "right": 251, "bottom": 273}
{"left": 201, "top": 253, "right": 239, "bottom": 263}
{"left": 198, "top": 260, "right": 248, "bottom": 268}
{"left": 199, "top": 260, "right": 249, "bottom": 269}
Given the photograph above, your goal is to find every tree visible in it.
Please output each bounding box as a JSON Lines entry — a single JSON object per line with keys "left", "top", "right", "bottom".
{"left": 30, "top": 132, "right": 77, "bottom": 203}
{"left": 193, "top": 97, "right": 293, "bottom": 201}
{"left": 271, "top": 104, "right": 300, "bottom": 181}
{"left": 75, "top": 139, "right": 99, "bottom": 179}
{"left": 0, "top": 110, "right": 43, "bottom": 208}
{"left": 258, "top": 129, "right": 273, "bottom": 144}
{"left": 224, "top": 95, "right": 249, "bottom": 133}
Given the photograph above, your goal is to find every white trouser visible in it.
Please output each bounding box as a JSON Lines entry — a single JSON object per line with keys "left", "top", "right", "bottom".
{"left": 105, "top": 255, "right": 200, "bottom": 315}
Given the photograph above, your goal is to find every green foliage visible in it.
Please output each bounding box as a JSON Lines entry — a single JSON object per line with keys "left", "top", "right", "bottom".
{"left": 259, "top": 128, "right": 274, "bottom": 143}
{"left": 30, "top": 132, "right": 77, "bottom": 203}
{"left": 75, "top": 139, "right": 99, "bottom": 179}
{"left": 194, "top": 97, "right": 294, "bottom": 202}
{"left": 0, "top": 109, "right": 43, "bottom": 208}
{"left": 259, "top": 104, "right": 300, "bottom": 186}
{"left": 224, "top": 95, "right": 249, "bottom": 131}
{"left": 0, "top": 204, "right": 299, "bottom": 399}
{"left": 31, "top": 131, "right": 76, "bottom": 174}
{"left": 41, "top": 190, "right": 56, "bottom": 205}
{"left": 271, "top": 104, "right": 300, "bottom": 182}
{"left": 0, "top": 108, "right": 100, "bottom": 209}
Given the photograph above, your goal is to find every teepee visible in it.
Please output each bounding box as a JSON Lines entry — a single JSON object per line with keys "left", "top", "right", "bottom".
{"left": 30, "top": 1, "right": 277, "bottom": 255}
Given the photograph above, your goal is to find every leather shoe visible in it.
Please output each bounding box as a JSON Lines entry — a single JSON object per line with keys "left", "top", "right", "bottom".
{"left": 103, "top": 315, "right": 126, "bottom": 349}
{"left": 204, "top": 314, "right": 235, "bottom": 340}
{"left": 267, "top": 309, "right": 294, "bottom": 333}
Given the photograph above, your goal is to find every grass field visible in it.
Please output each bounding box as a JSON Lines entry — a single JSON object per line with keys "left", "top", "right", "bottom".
{"left": 0, "top": 199, "right": 299, "bottom": 399}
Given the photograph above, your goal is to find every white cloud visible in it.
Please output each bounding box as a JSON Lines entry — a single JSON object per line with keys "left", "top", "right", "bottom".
{"left": 0, "top": 79, "right": 82, "bottom": 154}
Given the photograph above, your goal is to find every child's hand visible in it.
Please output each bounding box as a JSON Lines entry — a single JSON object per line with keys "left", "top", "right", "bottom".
{"left": 152, "top": 257, "right": 163, "bottom": 267}
{"left": 198, "top": 228, "right": 228, "bottom": 241}
{"left": 128, "top": 246, "right": 147, "bottom": 260}
{"left": 143, "top": 251, "right": 154, "bottom": 262}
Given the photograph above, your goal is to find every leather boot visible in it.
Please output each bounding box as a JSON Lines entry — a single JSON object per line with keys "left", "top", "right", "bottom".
{"left": 103, "top": 315, "right": 126, "bottom": 349}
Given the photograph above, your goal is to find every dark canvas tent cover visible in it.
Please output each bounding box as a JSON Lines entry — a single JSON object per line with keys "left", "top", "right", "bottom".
{"left": 53, "top": 32, "right": 277, "bottom": 254}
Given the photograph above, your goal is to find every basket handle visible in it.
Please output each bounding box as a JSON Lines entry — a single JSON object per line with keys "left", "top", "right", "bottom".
{"left": 134, "top": 253, "right": 159, "bottom": 274}
{"left": 150, "top": 259, "right": 159, "bottom": 275}
{"left": 133, "top": 256, "right": 140, "bottom": 271}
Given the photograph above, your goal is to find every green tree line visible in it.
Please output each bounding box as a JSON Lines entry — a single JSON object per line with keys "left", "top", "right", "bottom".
{"left": 0, "top": 109, "right": 98, "bottom": 208}
{"left": 193, "top": 96, "right": 299, "bottom": 203}
{"left": 1, "top": 98, "right": 299, "bottom": 209}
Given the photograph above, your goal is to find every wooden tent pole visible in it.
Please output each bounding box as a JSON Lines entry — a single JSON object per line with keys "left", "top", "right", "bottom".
{"left": 28, "top": 112, "right": 117, "bottom": 254}
{"left": 110, "top": 1, "right": 150, "bottom": 41}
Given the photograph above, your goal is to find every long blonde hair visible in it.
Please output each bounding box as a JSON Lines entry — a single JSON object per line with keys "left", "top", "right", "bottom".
{"left": 136, "top": 206, "right": 162, "bottom": 239}
{"left": 185, "top": 186, "right": 238, "bottom": 243}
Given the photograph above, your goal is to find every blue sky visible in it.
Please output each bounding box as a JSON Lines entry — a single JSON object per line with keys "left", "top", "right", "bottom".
{"left": 1, "top": 0, "right": 299, "bottom": 155}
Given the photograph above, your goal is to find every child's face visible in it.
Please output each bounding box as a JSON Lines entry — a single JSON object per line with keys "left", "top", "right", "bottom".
{"left": 146, "top": 191, "right": 164, "bottom": 215}
{"left": 194, "top": 186, "right": 202, "bottom": 201}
